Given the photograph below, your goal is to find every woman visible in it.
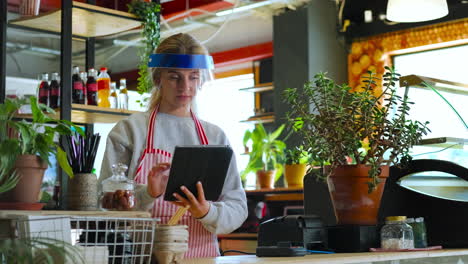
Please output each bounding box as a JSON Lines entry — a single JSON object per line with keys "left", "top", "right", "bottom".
{"left": 99, "top": 33, "right": 248, "bottom": 258}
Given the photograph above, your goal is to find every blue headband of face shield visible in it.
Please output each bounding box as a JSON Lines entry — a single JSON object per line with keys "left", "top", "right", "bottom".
{"left": 148, "top": 54, "right": 214, "bottom": 69}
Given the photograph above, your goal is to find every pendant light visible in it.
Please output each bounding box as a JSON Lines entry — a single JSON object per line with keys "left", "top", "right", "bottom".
{"left": 386, "top": 0, "right": 449, "bottom": 23}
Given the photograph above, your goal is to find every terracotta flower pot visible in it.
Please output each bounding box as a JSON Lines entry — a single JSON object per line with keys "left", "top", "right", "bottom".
{"left": 327, "top": 165, "right": 389, "bottom": 225}
{"left": 256, "top": 170, "right": 276, "bottom": 189}
{"left": 284, "top": 164, "right": 308, "bottom": 188}
{"left": 0, "top": 154, "right": 48, "bottom": 204}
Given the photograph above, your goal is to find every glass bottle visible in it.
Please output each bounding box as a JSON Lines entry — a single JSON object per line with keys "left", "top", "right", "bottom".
{"left": 72, "top": 66, "right": 85, "bottom": 104}
{"left": 38, "top": 72, "right": 49, "bottom": 106}
{"left": 407, "top": 217, "right": 428, "bottom": 248}
{"left": 49, "top": 72, "right": 60, "bottom": 108}
{"left": 109, "top": 81, "right": 118, "bottom": 109}
{"left": 118, "top": 78, "right": 129, "bottom": 110}
{"left": 100, "top": 163, "right": 136, "bottom": 211}
{"left": 381, "top": 216, "right": 414, "bottom": 250}
{"left": 86, "top": 68, "right": 98, "bottom": 106}
{"left": 80, "top": 71, "right": 88, "bottom": 105}
{"left": 97, "top": 67, "right": 111, "bottom": 108}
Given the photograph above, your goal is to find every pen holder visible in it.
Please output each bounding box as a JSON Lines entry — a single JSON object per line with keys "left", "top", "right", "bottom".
{"left": 67, "top": 173, "right": 98, "bottom": 211}
{"left": 153, "top": 224, "right": 189, "bottom": 264}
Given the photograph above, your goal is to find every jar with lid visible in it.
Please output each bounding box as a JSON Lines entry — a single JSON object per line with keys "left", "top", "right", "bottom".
{"left": 381, "top": 216, "right": 414, "bottom": 250}
{"left": 407, "top": 217, "right": 427, "bottom": 248}
{"left": 100, "top": 163, "right": 136, "bottom": 211}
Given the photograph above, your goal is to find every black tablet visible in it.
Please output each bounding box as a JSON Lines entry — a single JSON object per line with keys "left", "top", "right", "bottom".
{"left": 164, "top": 145, "right": 233, "bottom": 202}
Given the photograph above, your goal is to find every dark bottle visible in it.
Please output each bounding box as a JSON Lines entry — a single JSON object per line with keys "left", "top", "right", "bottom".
{"left": 38, "top": 73, "right": 49, "bottom": 106}
{"left": 72, "top": 66, "right": 85, "bottom": 104}
{"left": 80, "top": 71, "right": 87, "bottom": 105}
{"left": 49, "top": 72, "right": 60, "bottom": 108}
{"left": 86, "top": 68, "right": 98, "bottom": 106}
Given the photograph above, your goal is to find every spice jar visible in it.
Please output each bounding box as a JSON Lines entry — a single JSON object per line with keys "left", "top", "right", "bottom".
{"left": 407, "top": 217, "right": 428, "bottom": 248}
{"left": 100, "top": 163, "right": 136, "bottom": 211}
{"left": 381, "top": 216, "right": 414, "bottom": 250}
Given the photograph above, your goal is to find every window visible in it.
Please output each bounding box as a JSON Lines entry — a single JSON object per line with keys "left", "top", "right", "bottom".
{"left": 393, "top": 44, "right": 468, "bottom": 200}
{"left": 197, "top": 74, "right": 255, "bottom": 177}
{"left": 393, "top": 44, "right": 468, "bottom": 139}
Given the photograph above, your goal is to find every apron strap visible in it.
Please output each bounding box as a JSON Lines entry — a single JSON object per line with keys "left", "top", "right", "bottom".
{"left": 145, "top": 106, "right": 210, "bottom": 150}
{"left": 146, "top": 107, "right": 158, "bottom": 149}
{"left": 191, "top": 110, "right": 209, "bottom": 145}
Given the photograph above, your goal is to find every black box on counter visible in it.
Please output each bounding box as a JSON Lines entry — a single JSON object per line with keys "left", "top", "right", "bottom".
{"left": 256, "top": 215, "right": 326, "bottom": 255}
{"left": 327, "top": 225, "right": 379, "bottom": 253}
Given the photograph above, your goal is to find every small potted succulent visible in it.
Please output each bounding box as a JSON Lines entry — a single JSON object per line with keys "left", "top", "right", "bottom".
{"left": 284, "top": 145, "right": 312, "bottom": 188}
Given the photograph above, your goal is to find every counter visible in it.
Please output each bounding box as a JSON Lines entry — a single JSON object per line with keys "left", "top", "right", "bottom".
{"left": 180, "top": 249, "right": 468, "bottom": 264}
{"left": 0, "top": 210, "right": 151, "bottom": 218}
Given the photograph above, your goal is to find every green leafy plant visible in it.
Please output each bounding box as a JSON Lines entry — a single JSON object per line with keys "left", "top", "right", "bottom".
{"left": 283, "top": 67, "right": 430, "bottom": 192}
{"left": 0, "top": 96, "right": 84, "bottom": 179}
{"left": 241, "top": 124, "right": 286, "bottom": 182}
{"left": 284, "top": 145, "right": 311, "bottom": 165}
{"left": 127, "top": 0, "right": 161, "bottom": 107}
{"left": 0, "top": 237, "right": 84, "bottom": 264}
{"left": 242, "top": 130, "right": 252, "bottom": 153}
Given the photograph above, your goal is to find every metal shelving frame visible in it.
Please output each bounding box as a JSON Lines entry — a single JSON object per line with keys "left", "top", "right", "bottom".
{"left": 0, "top": 0, "right": 159, "bottom": 209}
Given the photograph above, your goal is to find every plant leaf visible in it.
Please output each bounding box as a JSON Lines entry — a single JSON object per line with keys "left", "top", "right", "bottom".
{"left": 57, "top": 146, "right": 74, "bottom": 179}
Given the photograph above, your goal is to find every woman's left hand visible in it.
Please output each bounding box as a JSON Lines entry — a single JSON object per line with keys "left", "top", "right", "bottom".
{"left": 171, "top": 181, "right": 210, "bottom": 219}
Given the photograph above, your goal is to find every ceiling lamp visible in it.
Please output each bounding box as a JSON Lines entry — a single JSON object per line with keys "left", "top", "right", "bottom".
{"left": 386, "top": 0, "right": 449, "bottom": 22}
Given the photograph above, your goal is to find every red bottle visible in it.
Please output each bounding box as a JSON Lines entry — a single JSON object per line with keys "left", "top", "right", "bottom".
{"left": 38, "top": 73, "right": 49, "bottom": 106}
{"left": 72, "top": 66, "right": 85, "bottom": 104}
{"left": 49, "top": 72, "right": 60, "bottom": 109}
{"left": 86, "top": 68, "right": 98, "bottom": 106}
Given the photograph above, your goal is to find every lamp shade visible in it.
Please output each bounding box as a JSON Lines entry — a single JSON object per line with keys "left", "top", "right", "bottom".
{"left": 386, "top": 0, "right": 449, "bottom": 23}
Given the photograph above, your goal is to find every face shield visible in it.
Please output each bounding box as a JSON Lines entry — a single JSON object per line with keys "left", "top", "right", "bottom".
{"left": 148, "top": 53, "right": 214, "bottom": 90}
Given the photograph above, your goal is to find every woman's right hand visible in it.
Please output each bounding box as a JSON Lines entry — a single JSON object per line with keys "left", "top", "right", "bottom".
{"left": 147, "top": 162, "right": 171, "bottom": 198}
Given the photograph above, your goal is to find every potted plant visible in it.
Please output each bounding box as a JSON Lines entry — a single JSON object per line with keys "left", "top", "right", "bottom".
{"left": 241, "top": 124, "right": 286, "bottom": 189}
{"left": 0, "top": 96, "right": 83, "bottom": 206}
{"left": 284, "top": 145, "right": 311, "bottom": 188}
{"left": 283, "top": 67, "right": 429, "bottom": 225}
{"left": 0, "top": 170, "right": 84, "bottom": 263}
{"left": 127, "top": 0, "right": 161, "bottom": 107}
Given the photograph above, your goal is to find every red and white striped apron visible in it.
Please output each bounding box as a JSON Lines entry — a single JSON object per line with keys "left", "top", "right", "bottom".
{"left": 134, "top": 107, "right": 219, "bottom": 258}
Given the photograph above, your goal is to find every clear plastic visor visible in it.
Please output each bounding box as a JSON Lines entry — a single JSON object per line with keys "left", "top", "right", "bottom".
{"left": 148, "top": 54, "right": 214, "bottom": 84}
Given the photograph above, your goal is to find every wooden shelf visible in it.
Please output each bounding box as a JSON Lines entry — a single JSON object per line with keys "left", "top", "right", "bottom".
{"left": 264, "top": 193, "right": 304, "bottom": 201}
{"left": 15, "top": 104, "right": 139, "bottom": 124}
{"left": 218, "top": 233, "right": 257, "bottom": 239}
{"left": 70, "top": 104, "right": 139, "bottom": 123}
{"left": 240, "top": 113, "right": 275, "bottom": 124}
{"left": 239, "top": 82, "right": 274, "bottom": 93}
{"left": 416, "top": 137, "right": 468, "bottom": 148}
{"left": 244, "top": 187, "right": 303, "bottom": 195}
{"left": 9, "top": 2, "right": 141, "bottom": 37}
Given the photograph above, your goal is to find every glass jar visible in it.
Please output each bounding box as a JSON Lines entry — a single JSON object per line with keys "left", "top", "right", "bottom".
{"left": 381, "top": 216, "right": 414, "bottom": 250}
{"left": 407, "top": 217, "right": 428, "bottom": 248}
{"left": 100, "top": 163, "right": 136, "bottom": 211}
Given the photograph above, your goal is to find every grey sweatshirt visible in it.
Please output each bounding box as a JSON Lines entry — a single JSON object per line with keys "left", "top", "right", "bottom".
{"left": 99, "top": 111, "right": 248, "bottom": 235}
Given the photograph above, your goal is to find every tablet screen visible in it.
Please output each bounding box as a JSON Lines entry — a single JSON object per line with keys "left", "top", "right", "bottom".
{"left": 164, "top": 145, "right": 233, "bottom": 201}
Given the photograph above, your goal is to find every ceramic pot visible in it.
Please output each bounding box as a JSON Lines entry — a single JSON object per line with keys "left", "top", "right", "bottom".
{"left": 284, "top": 164, "right": 308, "bottom": 188}
{"left": 67, "top": 173, "right": 98, "bottom": 211}
{"left": 256, "top": 170, "right": 276, "bottom": 189}
{"left": 327, "top": 165, "right": 389, "bottom": 225}
{"left": 0, "top": 154, "right": 47, "bottom": 204}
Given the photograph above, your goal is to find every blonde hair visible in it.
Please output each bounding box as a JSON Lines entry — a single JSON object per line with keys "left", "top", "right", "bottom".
{"left": 148, "top": 33, "right": 209, "bottom": 111}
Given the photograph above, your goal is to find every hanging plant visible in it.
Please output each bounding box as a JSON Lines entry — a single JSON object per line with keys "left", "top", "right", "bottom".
{"left": 127, "top": 0, "right": 161, "bottom": 107}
